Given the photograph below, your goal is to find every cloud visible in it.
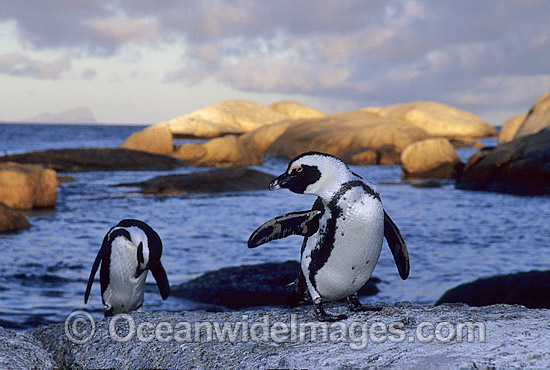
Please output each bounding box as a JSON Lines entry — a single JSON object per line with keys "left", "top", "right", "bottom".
{"left": 0, "top": 0, "right": 549, "bottom": 119}
{"left": 83, "top": 16, "right": 160, "bottom": 46}
{"left": 0, "top": 52, "right": 70, "bottom": 78}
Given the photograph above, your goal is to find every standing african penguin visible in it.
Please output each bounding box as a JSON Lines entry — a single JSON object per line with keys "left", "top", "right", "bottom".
{"left": 248, "top": 151, "right": 409, "bottom": 321}
{"left": 84, "top": 219, "right": 170, "bottom": 317}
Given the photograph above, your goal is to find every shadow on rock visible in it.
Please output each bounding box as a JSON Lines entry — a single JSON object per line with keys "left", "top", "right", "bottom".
{"left": 171, "top": 261, "right": 380, "bottom": 309}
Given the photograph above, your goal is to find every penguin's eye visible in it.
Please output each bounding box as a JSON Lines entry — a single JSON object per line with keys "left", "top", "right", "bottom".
{"left": 288, "top": 165, "right": 303, "bottom": 175}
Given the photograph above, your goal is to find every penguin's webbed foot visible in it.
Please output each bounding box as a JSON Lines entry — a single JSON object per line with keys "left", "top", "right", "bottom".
{"left": 313, "top": 300, "right": 347, "bottom": 322}
{"left": 104, "top": 305, "right": 114, "bottom": 317}
{"left": 346, "top": 294, "right": 382, "bottom": 312}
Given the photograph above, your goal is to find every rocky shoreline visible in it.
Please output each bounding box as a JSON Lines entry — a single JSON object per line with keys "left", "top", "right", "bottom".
{"left": 2, "top": 303, "right": 549, "bottom": 369}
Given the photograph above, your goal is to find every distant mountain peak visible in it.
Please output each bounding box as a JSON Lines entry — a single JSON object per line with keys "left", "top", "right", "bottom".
{"left": 23, "top": 107, "right": 97, "bottom": 124}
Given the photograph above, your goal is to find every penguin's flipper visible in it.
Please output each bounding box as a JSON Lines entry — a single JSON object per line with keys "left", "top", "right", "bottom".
{"left": 84, "top": 234, "right": 109, "bottom": 304}
{"left": 248, "top": 210, "right": 322, "bottom": 248}
{"left": 383, "top": 210, "right": 410, "bottom": 280}
{"left": 151, "top": 261, "right": 170, "bottom": 300}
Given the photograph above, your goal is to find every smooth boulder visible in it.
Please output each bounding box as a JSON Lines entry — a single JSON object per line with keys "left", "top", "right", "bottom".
{"left": 120, "top": 124, "right": 173, "bottom": 155}
{"left": 171, "top": 261, "right": 380, "bottom": 309}
{"left": 174, "top": 135, "right": 259, "bottom": 167}
{"left": 0, "top": 162, "right": 57, "bottom": 210}
{"left": 364, "top": 101, "right": 497, "bottom": 139}
{"left": 456, "top": 129, "right": 550, "bottom": 195}
{"left": 0, "top": 148, "right": 184, "bottom": 172}
{"left": 498, "top": 113, "right": 527, "bottom": 145}
{"left": 0, "top": 202, "right": 30, "bottom": 233}
{"left": 401, "top": 138, "right": 462, "bottom": 179}
{"left": 512, "top": 91, "right": 550, "bottom": 140}
{"left": 119, "top": 167, "right": 274, "bottom": 194}
{"left": 159, "top": 100, "right": 288, "bottom": 139}
{"left": 266, "top": 114, "right": 429, "bottom": 165}
{"left": 436, "top": 270, "right": 550, "bottom": 308}
{"left": 269, "top": 101, "right": 326, "bottom": 119}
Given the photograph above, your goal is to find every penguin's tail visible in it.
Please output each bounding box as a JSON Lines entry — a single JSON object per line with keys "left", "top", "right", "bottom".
{"left": 284, "top": 276, "right": 310, "bottom": 308}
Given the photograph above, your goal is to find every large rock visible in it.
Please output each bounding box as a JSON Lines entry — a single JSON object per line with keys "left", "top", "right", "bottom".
{"left": 119, "top": 167, "right": 274, "bottom": 194}
{"left": 456, "top": 129, "right": 550, "bottom": 195}
{"left": 0, "top": 326, "right": 55, "bottom": 370}
{"left": 266, "top": 114, "right": 429, "bottom": 165}
{"left": 120, "top": 124, "right": 173, "bottom": 155}
{"left": 11, "top": 304, "right": 550, "bottom": 369}
{"left": 171, "top": 261, "right": 380, "bottom": 309}
{"left": 401, "top": 138, "right": 462, "bottom": 179}
{"left": 0, "top": 202, "right": 30, "bottom": 233}
{"left": 269, "top": 101, "right": 326, "bottom": 119}
{"left": 0, "top": 162, "right": 57, "bottom": 210}
{"left": 498, "top": 113, "right": 527, "bottom": 145}
{"left": 0, "top": 148, "right": 184, "bottom": 172}
{"left": 364, "top": 101, "right": 497, "bottom": 139}
{"left": 436, "top": 270, "right": 550, "bottom": 308}
{"left": 513, "top": 91, "right": 550, "bottom": 140}
{"left": 174, "top": 135, "right": 259, "bottom": 167}
{"left": 159, "top": 100, "right": 288, "bottom": 139}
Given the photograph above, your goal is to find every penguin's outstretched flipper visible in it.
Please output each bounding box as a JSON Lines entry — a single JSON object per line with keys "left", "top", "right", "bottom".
{"left": 84, "top": 233, "right": 109, "bottom": 304}
{"left": 383, "top": 210, "right": 410, "bottom": 280}
{"left": 248, "top": 210, "right": 321, "bottom": 248}
{"left": 151, "top": 261, "right": 170, "bottom": 300}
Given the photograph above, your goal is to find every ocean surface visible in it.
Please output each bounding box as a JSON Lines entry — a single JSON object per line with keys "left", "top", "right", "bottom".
{"left": 1, "top": 123, "right": 549, "bottom": 330}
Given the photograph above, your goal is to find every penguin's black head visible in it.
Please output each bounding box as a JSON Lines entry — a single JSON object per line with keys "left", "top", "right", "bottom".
{"left": 269, "top": 151, "right": 353, "bottom": 197}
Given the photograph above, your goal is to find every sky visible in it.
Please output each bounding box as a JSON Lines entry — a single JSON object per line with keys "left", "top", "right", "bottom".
{"left": 0, "top": 0, "right": 548, "bottom": 126}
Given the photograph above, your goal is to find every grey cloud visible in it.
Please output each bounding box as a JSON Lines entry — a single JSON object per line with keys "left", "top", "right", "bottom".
{"left": 1, "top": 0, "right": 548, "bottom": 118}
{"left": 0, "top": 53, "right": 71, "bottom": 78}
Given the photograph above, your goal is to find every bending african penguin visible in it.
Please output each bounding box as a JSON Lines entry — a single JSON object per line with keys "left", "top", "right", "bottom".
{"left": 248, "top": 151, "right": 409, "bottom": 321}
{"left": 84, "top": 219, "right": 170, "bottom": 317}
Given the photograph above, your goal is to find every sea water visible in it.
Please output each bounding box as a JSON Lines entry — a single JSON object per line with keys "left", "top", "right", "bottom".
{"left": 0, "top": 123, "right": 548, "bottom": 329}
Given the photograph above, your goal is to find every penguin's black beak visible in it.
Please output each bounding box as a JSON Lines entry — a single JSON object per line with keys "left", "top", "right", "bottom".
{"left": 269, "top": 172, "right": 292, "bottom": 190}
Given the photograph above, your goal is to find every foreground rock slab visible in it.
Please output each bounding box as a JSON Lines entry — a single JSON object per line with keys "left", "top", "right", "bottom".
{"left": 119, "top": 167, "right": 274, "bottom": 194}
{"left": 0, "top": 148, "right": 185, "bottom": 172}
{"left": 4, "top": 304, "right": 546, "bottom": 369}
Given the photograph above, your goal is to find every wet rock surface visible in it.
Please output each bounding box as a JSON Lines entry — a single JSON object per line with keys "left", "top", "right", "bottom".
{"left": 0, "top": 148, "right": 185, "bottom": 172}
{"left": 436, "top": 270, "right": 550, "bottom": 308}
{"left": 456, "top": 129, "right": 550, "bottom": 195}
{"left": 0, "top": 202, "right": 30, "bottom": 233}
{"left": 118, "top": 167, "right": 274, "bottom": 194}
{"left": 170, "top": 261, "right": 380, "bottom": 308}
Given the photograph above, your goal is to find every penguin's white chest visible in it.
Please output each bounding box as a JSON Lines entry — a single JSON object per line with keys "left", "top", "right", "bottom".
{"left": 104, "top": 238, "right": 147, "bottom": 314}
{"left": 303, "top": 190, "right": 384, "bottom": 301}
